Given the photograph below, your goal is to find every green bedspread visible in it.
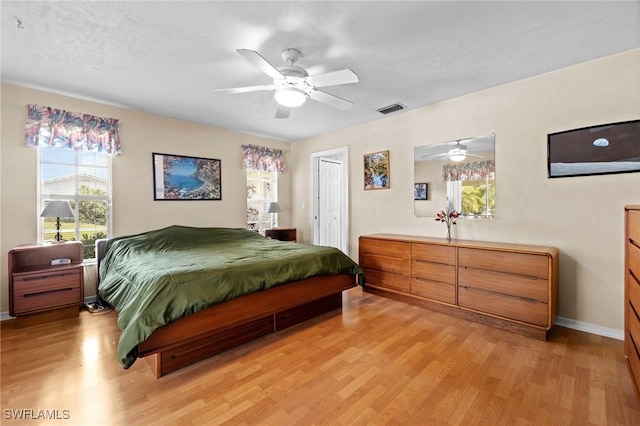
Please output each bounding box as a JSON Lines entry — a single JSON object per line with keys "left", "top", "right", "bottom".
{"left": 98, "top": 225, "right": 364, "bottom": 368}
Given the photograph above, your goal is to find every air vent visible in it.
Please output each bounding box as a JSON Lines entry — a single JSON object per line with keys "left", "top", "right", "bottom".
{"left": 377, "top": 103, "right": 406, "bottom": 115}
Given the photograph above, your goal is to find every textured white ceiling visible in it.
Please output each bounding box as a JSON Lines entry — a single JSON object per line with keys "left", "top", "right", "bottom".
{"left": 2, "top": 1, "right": 639, "bottom": 141}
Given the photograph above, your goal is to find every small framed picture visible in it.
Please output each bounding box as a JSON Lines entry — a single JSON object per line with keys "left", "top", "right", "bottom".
{"left": 414, "top": 183, "right": 428, "bottom": 200}
{"left": 364, "top": 150, "right": 390, "bottom": 190}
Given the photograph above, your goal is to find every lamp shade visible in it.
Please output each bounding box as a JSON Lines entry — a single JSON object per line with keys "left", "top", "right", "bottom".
{"left": 265, "top": 202, "right": 281, "bottom": 213}
{"left": 40, "top": 200, "right": 74, "bottom": 218}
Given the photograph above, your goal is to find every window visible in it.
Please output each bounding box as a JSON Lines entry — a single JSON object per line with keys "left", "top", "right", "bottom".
{"left": 39, "top": 147, "right": 111, "bottom": 259}
{"left": 448, "top": 175, "right": 495, "bottom": 218}
{"left": 246, "top": 169, "right": 277, "bottom": 233}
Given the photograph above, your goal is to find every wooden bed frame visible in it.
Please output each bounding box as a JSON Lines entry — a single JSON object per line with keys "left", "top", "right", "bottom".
{"left": 95, "top": 240, "right": 357, "bottom": 378}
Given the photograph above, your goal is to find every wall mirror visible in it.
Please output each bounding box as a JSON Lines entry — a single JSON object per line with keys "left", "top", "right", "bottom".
{"left": 414, "top": 134, "right": 495, "bottom": 218}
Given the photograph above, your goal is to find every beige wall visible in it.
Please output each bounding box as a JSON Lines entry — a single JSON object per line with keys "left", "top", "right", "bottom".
{"left": 2, "top": 49, "right": 638, "bottom": 332}
{"left": 0, "top": 83, "right": 290, "bottom": 312}
{"left": 290, "top": 49, "right": 640, "bottom": 331}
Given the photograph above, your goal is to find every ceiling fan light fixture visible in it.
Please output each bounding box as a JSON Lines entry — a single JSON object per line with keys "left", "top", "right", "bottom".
{"left": 275, "top": 87, "right": 306, "bottom": 107}
{"left": 448, "top": 144, "right": 467, "bottom": 162}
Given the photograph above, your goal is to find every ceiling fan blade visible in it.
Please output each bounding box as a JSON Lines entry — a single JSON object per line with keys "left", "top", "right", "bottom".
{"left": 275, "top": 105, "right": 290, "bottom": 119}
{"left": 236, "top": 49, "right": 284, "bottom": 79}
{"left": 307, "top": 89, "right": 354, "bottom": 110}
{"left": 305, "top": 69, "right": 359, "bottom": 88}
{"left": 421, "top": 153, "right": 448, "bottom": 160}
{"left": 214, "top": 84, "right": 275, "bottom": 94}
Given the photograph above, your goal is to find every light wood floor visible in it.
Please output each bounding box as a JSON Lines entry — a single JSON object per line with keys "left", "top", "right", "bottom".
{"left": 2, "top": 287, "right": 639, "bottom": 425}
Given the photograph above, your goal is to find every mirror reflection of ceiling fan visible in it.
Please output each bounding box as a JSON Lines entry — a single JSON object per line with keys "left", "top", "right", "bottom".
{"left": 215, "top": 48, "right": 359, "bottom": 119}
{"left": 421, "top": 140, "right": 484, "bottom": 162}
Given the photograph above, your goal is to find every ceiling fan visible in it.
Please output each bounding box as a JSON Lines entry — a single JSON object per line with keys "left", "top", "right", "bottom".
{"left": 421, "top": 140, "right": 484, "bottom": 162}
{"left": 215, "top": 48, "right": 359, "bottom": 119}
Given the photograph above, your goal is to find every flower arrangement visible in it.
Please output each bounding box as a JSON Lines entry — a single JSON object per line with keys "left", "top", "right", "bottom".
{"left": 435, "top": 209, "right": 460, "bottom": 242}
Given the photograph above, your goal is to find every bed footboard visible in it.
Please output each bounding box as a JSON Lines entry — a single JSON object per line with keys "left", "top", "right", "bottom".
{"left": 140, "top": 274, "right": 354, "bottom": 378}
{"left": 149, "top": 292, "right": 343, "bottom": 377}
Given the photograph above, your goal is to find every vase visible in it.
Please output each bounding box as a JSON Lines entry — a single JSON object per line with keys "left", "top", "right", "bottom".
{"left": 446, "top": 226, "right": 452, "bottom": 242}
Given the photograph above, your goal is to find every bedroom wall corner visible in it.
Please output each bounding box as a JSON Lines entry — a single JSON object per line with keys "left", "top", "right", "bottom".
{"left": 290, "top": 48, "right": 640, "bottom": 333}
{"left": 0, "top": 82, "right": 291, "bottom": 314}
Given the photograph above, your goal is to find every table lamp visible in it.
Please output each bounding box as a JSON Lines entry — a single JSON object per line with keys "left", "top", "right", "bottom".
{"left": 265, "top": 201, "right": 280, "bottom": 228}
{"left": 40, "top": 200, "right": 74, "bottom": 242}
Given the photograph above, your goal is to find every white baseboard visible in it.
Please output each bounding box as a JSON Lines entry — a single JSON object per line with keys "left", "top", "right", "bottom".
{"left": 555, "top": 316, "right": 624, "bottom": 340}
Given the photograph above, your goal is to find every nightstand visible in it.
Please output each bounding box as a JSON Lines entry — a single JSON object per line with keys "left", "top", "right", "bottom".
{"left": 8, "top": 241, "right": 84, "bottom": 327}
{"left": 265, "top": 228, "right": 297, "bottom": 242}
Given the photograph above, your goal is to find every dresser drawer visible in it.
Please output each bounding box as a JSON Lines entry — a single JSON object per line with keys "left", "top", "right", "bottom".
{"left": 458, "top": 267, "right": 547, "bottom": 303}
{"left": 14, "top": 287, "right": 81, "bottom": 315}
{"left": 411, "top": 277, "right": 455, "bottom": 304}
{"left": 628, "top": 291, "right": 640, "bottom": 366}
{"left": 629, "top": 292, "right": 640, "bottom": 341}
{"left": 411, "top": 243, "right": 455, "bottom": 265}
{"left": 629, "top": 210, "right": 640, "bottom": 244}
{"left": 412, "top": 259, "right": 455, "bottom": 285}
{"left": 12, "top": 268, "right": 82, "bottom": 315}
{"left": 459, "top": 248, "right": 549, "bottom": 279}
{"left": 360, "top": 238, "right": 410, "bottom": 259}
{"left": 364, "top": 269, "right": 410, "bottom": 293}
{"left": 629, "top": 241, "right": 640, "bottom": 281}
{"left": 629, "top": 270, "right": 640, "bottom": 317}
{"left": 627, "top": 331, "right": 640, "bottom": 393}
{"left": 13, "top": 269, "right": 81, "bottom": 296}
{"left": 458, "top": 285, "right": 548, "bottom": 326}
{"left": 360, "top": 253, "right": 410, "bottom": 275}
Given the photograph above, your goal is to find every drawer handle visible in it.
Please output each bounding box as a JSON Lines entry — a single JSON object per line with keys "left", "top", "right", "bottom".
{"left": 414, "top": 276, "right": 452, "bottom": 285}
{"left": 460, "top": 265, "right": 541, "bottom": 281}
{"left": 24, "top": 287, "right": 73, "bottom": 298}
{"left": 22, "top": 272, "right": 75, "bottom": 281}
{"left": 462, "top": 285, "right": 539, "bottom": 304}
{"left": 630, "top": 269, "right": 640, "bottom": 286}
{"left": 363, "top": 251, "right": 405, "bottom": 259}
{"left": 630, "top": 297, "right": 640, "bottom": 323}
{"left": 415, "top": 259, "right": 453, "bottom": 267}
{"left": 631, "top": 238, "right": 640, "bottom": 250}
{"left": 630, "top": 332, "right": 640, "bottom": 361}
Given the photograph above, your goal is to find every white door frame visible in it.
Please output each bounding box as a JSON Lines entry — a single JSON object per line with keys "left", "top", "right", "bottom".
{"left": 310, "top": 146, "right": 349, "bottom": 254}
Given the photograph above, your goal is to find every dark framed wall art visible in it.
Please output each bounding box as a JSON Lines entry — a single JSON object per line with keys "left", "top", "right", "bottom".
{"left": 547, "top": 119, "right": 640, "bottom": 178}
{"left": 153, "top": 153, "right": 222, "bottom": 200}
{"left": 414, "top": 183, "right": 428, "bottom": 200}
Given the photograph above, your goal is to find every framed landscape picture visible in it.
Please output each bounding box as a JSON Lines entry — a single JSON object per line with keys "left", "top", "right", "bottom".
{"left": 364, "top": 150, "right": 390, "bottom": 190}
{"left": 153, "top": 153, "right": 221, "bottom": 200}
{"left": 414, "top": 183, "right": 428, "bottom": 200}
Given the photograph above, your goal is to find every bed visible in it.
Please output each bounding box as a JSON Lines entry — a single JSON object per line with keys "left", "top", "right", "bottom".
{"left": 96, "top": 225, "right": 364, "bottom": 377}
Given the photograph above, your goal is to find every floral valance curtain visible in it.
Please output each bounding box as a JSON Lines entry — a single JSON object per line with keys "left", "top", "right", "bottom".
{"left": 25, "top": 104, "right": 121, "bottom": 155}
{"left": 442, "top": 160, "right": 495, "bottom": 182}
{"left": 241, "top": 144, "right": 286, "bottom": 173}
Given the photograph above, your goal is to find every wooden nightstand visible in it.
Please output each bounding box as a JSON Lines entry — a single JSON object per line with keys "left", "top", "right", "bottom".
{"left": 8, "top": 241, "right": 84, "bottom": 327}
{"left": 265, "top": 228, "right": 297, "bottom": 242}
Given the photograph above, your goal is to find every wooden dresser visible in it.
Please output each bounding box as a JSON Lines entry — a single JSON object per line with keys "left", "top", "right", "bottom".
{"left": 625, "top": 205, "right": 640, "bottom": 399}
{"left": 359, "top": 234, "right": 559, "bottom": 340}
